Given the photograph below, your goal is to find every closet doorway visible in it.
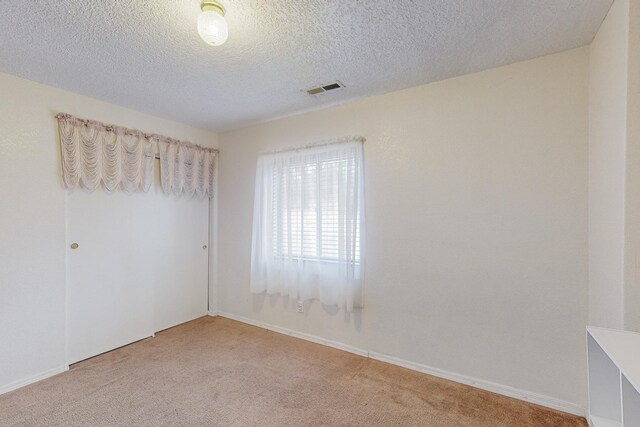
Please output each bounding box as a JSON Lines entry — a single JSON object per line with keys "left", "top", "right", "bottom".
{"left": 66, "top": 168, "right": 209, "bottom": 364}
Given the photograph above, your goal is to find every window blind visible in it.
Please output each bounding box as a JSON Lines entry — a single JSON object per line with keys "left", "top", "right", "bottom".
{"left": 250, "top": 137, "right": 365, "bottom": 311}
{"left": 271, "top": 153, "right": 361, "bottom": 262}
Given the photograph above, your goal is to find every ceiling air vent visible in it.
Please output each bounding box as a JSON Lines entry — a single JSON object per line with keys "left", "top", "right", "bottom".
{"left": 306, "top": 81, "right": 345, "bottom": 96}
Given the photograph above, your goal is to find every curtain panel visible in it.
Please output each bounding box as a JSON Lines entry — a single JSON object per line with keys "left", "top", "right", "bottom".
{"left": 250, "top": 137, "right": 365, "bottom": 311}
{"left": 56, "top": 113, "right": 217, "bottom": 198}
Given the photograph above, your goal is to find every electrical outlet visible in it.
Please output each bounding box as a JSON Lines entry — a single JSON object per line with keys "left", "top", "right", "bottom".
{"left": 297, "top": 302, "right": 304, "bottom": 313}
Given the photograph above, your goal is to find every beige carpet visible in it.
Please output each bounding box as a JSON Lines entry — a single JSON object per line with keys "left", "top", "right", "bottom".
{"left": 0, "top": 316, "right": 586, "bottom": 426}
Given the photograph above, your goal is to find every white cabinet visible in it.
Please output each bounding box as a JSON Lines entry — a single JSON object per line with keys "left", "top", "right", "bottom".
{"left": 587, "top": 327, "right": 640, "bottom": 427}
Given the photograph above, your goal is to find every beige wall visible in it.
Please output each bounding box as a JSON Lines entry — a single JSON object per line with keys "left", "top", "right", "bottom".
{"left": 0, "top": 72, "right": 218, "bottom": 392}
{"left": 589, "top": 0, "right": 640, "bottom": 332}
{"left": 588, "top": 0, "right": 628, "bottom": 330}
{"left": 217, "top": 48, "right": 589, "bottom": 411}
{"left": 624, "top": 0, "right": 640, "bottom": 332}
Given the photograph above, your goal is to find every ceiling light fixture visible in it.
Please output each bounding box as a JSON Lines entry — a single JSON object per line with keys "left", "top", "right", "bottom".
{"left": 197, "top": 0, "right": 228, "bottom": 46}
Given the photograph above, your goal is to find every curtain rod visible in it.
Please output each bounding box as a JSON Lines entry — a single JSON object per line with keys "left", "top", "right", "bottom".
{"left": 55, "top": 112, "right": 219, "bottom": 154}
{"left": 262, "top": 135, "right": 365, "bottom": 155}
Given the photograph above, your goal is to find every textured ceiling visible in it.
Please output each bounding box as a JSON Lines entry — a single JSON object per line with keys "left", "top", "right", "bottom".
{"left": 0, "top": 0, "right": 612, "bottom": 132}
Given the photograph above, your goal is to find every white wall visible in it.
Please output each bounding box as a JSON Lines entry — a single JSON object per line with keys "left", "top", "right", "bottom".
{"left": 588, "top": 0, "right": 628, "bottom": 330}
{"left": 217, "top": 48, "right": 589, "bottom": 410}
{"left": 0, "top": 71, "right": 218, "bottom": 392}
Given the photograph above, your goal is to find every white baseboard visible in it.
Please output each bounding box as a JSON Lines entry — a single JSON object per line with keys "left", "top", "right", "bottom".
{"left": 367, "top": 351, "right": 584, "bottom": 416}
{"left": 0, "top": 365, "right": 69, "bottom": 395}
{"left": 211, "top": 310, "right": 368, "bottom": 357}
{"left": 209, "top": 311, "right": 584, "bottom": 417}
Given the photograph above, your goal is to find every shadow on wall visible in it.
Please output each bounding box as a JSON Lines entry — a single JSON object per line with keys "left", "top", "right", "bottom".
{"left": 251, "top": 293, "right": 362, "bottom": 331}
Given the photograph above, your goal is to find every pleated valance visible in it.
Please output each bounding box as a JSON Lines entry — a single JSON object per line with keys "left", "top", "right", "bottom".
{"left": 56, "top": 113, "right": 217, "bottom": 198}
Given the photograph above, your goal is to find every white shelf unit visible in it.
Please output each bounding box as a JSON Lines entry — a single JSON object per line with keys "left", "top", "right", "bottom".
{"left": 587, "top": 326, "right": 640, "bottom": 427}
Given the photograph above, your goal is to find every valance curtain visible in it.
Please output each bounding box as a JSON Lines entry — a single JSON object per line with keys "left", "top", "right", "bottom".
{"left": 250, "top": 137, "right": 365, "bottom": 311}
{"left": 56, "top": 113, "right": 217, "bottom": 198}
{"left": 158, "top": 139, "right": 217, "bottom": 199}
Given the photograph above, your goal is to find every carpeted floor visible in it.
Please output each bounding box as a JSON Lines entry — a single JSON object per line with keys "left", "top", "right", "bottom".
{"left": 0, "top": 316, "right": 586, "bottom": 426}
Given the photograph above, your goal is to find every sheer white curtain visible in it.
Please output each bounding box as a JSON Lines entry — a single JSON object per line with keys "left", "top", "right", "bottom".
{"left": 250, "top": 138, "right": 365, "bottom": 311}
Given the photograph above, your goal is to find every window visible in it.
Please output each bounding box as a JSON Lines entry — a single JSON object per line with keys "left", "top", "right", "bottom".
{"left": 271, "top": 152, "right": 361, "bottom": 263}
{"left": 250, "top": 138, "right": 365, "bottom": 311}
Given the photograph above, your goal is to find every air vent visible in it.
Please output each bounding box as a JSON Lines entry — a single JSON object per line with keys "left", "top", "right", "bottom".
{"left": 305, "top": 81, "right": 345, "bottom": 96}
{"left": 307, "top": 87, "right": 326, "bottom": 95}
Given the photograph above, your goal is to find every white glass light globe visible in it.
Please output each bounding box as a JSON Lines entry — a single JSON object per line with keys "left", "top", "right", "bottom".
{"left": 198, "top": 10, "right": 228, "bottom": 46}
